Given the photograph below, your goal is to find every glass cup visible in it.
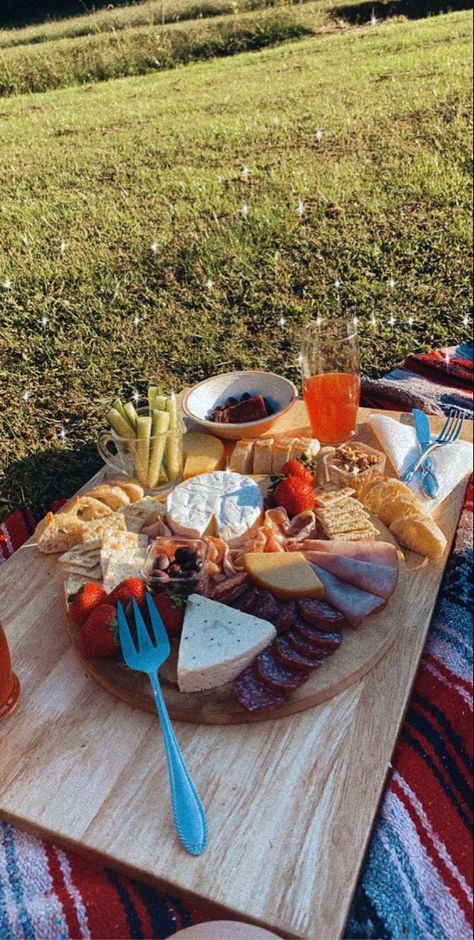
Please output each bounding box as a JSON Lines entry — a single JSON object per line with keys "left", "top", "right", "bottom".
{"left": 0, "top": 623, "right": 20, "bottom": 720}
{"left": 300, "top": 319, "right": 360, "bottom": 445}
{"left": 97, "top": 408, "right": 186, "bottom": 494}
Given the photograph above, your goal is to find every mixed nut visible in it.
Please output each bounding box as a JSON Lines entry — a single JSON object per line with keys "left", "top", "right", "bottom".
{"left": 332, "top": 445, "right": 382, "bottom": 475}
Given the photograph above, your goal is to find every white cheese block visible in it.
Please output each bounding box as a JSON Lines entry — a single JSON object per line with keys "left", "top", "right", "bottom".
{"left": 177, "top": 594, "right": 276, "bottom": 693}
{"left": 166, "top": 471, "right": 264, "bottom": 547}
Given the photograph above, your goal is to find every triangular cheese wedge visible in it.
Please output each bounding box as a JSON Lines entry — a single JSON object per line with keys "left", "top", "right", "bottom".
{"left": 177, "top": 594, "right": 276, "bottom": 693}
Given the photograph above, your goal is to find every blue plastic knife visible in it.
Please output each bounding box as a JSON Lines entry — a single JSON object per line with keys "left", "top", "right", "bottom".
{"left": 413, "top": 409, "right": 439, "bottom": 499}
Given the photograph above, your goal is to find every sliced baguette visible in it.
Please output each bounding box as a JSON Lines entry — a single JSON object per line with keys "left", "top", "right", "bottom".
{"left": 36, "top": 513, "right": 85, "bottom": 554}
{"left": 86, "top": 484, "right": 130, "bottom": 511}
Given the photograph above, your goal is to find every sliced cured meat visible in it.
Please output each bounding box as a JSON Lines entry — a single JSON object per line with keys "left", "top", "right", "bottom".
{"left": 253, "top": 590, "right": 280, "bottom": 624}
{"left": 302, "top": 539, "right": 398, "bottom": 568}
{"left": 256, "top": 648, "right": 310, "bottom": 692}
{"left": 273, "top": 635, "right": 323, "bottom": 672}
{"left": 234, "top": 666, "right": 286, "bottom": 713}
{"left": 294, "top": 618, "right": 342, "bottom": 650}
{"left": 307, "top": 552, "right": 399, "bottom": 600}
{"left": 273, "top": 600, "right": 297, "bottom": 635}
{"left": 312, "top": 565, "right": 386, "bottom": 629}
{"left": 233, "top": 585, "right": 259, "bottom": 613}
{"left": 209, "top": 572, "right": 249, "bottom": 603}
{"left": 286, "top": 630, "right": 329, "bottom": 660}
{"left": 297, "top": 598, "right": 348, "bottom": 631}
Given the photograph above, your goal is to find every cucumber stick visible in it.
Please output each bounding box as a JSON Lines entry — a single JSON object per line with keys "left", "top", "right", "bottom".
{"left": 147, "top": 386, "right": 162, "bottom": 411}
{"left": 147, "top": 409, "right": 170, "bottom": 488}
{"left": 165, "top": 395, "right": 182, "bottom": 482}
{"left": 123, "top": 401, "right": 139, "bottom": 430}
{"left": 135, "top": 416, "right": 152, "bottom": 486}
{"left": 107, "top": 407, "right": 136, "bottom": 441}
{"left": 154, "top": 395, "right": 168, "bottom": 412}
{"left": 110, "top": 398, "right": 130, "bottom": 425}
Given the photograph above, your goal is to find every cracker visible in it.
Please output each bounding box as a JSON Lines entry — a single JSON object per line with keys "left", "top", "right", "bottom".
{"left": 123, "top": 497, "right": 166, "bottom": 533}
{"left": 64, "top": 563, "right": 102, "bottom": 579}
{"left": 59, "top": 546, "right": 101, "bottom": 568}
{"left": 81, "top": 514, "right": 126, "bottom": 542}
{"left": 329, "top": 530, "right": 378, "bottom": 542}
{"left": 103, "top": 561, "right": 146, "bottom": 594}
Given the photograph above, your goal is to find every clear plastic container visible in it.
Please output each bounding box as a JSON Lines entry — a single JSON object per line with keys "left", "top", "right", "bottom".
{"left": 143, "top": 536, "right": 209, "bottom": 597}
{"left": 323, "top": 441, "right": 386, "bottom": 488}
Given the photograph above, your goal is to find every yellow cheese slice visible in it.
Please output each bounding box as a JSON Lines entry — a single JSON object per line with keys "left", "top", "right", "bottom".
{"left": 244, "top": 551, "right": 325, "bottom": 600}
{"left": 183, "top": 432, "right": 225, "bottom": 480}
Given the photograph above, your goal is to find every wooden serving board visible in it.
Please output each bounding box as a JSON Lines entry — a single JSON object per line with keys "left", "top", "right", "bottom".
{"left": 0, "top": 407, "right": 471, "bottom": 940}
{"left": 68, "top": 517, "right": 406, "bottom": 724}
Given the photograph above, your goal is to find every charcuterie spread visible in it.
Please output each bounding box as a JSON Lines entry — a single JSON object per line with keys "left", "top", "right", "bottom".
{"left": 33, "top": 375, "right": 460, "bottom": 720}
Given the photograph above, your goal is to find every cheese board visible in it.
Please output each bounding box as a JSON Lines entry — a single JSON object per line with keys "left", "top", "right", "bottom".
{"left": 0, "top": 403, "right": 471, "bottom": 940}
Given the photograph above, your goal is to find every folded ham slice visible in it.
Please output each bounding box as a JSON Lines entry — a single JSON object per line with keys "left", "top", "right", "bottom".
{"left": 302, "top": 539, "right": 399, "bottom": 568}
{"left": 311, "top": 565, "right": 386, "bottom": 628}
{"left": 304, "top": 552, "right": 399, "bottom": 600}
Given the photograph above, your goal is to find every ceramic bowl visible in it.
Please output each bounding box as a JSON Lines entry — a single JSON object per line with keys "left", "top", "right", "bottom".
{"left": 182, "top": 371, "right": 298, "bottom": 441}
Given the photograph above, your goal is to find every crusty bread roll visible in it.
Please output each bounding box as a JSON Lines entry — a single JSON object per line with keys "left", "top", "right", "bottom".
{"left": 390, "top": 514, "right": 447, "bottom": 559}
{"left": 86, "top": 484, "right": 130, "bottom": 511}
{"left": 35, "top": 513, "right": 85, "bottom": 554}
{"left": 358, "top": 476, "right": 447, "bottom": 558}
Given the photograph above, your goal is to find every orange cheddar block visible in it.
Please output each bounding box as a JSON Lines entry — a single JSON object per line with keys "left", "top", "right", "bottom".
{"left": 183, "top": 432, "right": 225, "bottom": 480}
{"left": 243, "top": 551, "right": 325, "bottom": 601}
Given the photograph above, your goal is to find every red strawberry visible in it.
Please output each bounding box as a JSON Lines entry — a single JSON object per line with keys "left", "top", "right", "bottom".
{"left": 77, "top": 604, "right": 119, "bottom": 658}
{"left": 68, "top": 582, "right": 108, "bottom": 626}
{"left": 109, "top": 578, "right": 146, "bottom": 607}
{"left": 281, "top": 459, "right": 315, "bottom": 484}
{"left": 152, "top": 592, "right": 186, "bottom": 638}
{"left": 273, "top": 475, "right": 316, "bottom": 517}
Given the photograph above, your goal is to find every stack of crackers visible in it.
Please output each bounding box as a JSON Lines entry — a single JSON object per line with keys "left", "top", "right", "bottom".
{"left": 315, "top": 486, "right": 380, "bottom": 541}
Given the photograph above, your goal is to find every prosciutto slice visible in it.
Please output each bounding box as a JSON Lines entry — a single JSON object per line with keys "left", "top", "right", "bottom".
{"left": 312, "top": 565, "right": 386, "bottom": 629}
{"left": 304, "top": 552, "right": 399, "bottom": 600}
{"left": 301, "top": 539, "right": 399, "bottom": 568}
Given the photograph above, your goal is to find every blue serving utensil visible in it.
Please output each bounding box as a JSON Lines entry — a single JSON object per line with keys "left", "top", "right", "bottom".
{"left": 117, "top": 595, "right": 208, "bottom": 856}
{"left": 412, "top": 409, "right": 439, "bottom": 499}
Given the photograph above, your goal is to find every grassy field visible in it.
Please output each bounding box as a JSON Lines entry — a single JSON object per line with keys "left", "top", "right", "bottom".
{"left": 0, "top": 4, "right": 472, "bottom": 517}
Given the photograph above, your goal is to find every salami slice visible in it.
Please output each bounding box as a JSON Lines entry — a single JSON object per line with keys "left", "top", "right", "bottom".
{"left": 294, "top": 618, "right": 342, "bottom": 650}
{"left": 210, "top": 573, "right": 249, "bottom": 604}
{"left": 273, "top": 635, "right": 323, "bottom": 672}
{"left": 234, "top": 666, "right": 286, "bottom": 713}
{"left": 273, "top": 600, "right": 297, "bottom": 635}
{"left": 298, "top": 598, "right": 348, "bottom": 631}
{"left": 233, "top": 585, "right": 259, "bottom": 613}
{"left": 286, "top": 630, "right": 328, "bottom": 660}
{"left": 256, "top": 647, "right": 310, "bottom": 692}
{"left": 253, "top": 590, "right": 280, "bottom": 624}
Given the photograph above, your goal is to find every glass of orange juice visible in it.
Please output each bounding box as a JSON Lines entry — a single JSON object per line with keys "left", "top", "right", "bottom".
{"left": 0, "top": 622, "right": 20, "bottom": 720}
{"left": 301, "top": 319, "right": 360, "bottom": 445}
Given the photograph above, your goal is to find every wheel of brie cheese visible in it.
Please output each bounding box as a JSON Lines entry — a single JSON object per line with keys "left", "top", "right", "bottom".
{"left": 166, "top": 471, "right": 264, "bottom": 547}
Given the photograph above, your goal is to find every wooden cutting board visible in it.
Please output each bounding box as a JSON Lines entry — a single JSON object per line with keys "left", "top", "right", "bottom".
{"left": 0, "top": 406, "right": 471, "bottom": 940}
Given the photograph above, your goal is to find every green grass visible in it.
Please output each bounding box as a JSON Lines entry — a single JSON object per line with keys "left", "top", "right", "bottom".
{"left": 0, "top": 0, "right": 375, "bottom": 98}
{"left": 0, "top": 9, "right": 472, "bottom": 517}
{"left": 0, "top": 0, "right": 307, "bottom": 49}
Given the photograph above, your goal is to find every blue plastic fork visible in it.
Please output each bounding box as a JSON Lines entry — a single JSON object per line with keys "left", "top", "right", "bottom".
{"left": 117, "top": 595, "right": 207, "bottom": 856}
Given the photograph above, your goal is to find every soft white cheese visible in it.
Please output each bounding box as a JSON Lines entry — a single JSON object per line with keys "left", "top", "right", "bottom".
{"left": 177, "top": 594, "right": 276, "bottom": 693}
{"left": 166, "top": 471, "right": 264, "bottom": 547}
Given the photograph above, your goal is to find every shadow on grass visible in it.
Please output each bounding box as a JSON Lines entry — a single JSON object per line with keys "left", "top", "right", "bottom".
{"left": 333, "top": 0, "right": 473, "bottom": 22}
{"left": 0, "top": 442, "right": 102, "bottom": 523}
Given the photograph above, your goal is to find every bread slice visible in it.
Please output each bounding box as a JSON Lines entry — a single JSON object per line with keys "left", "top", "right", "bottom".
{"left": 229, "top": 441, "right": 254, "bottom": 475}
{"left": 86, "top": 484, "right": 130, "bottom": 511}
{"left": 390, "top": 514, "right": 447, "bottom": 559}
{"left": 106, "top": 480, "right": 144, "bottom": 503}
{"left": 272, "top": 439, "right": 294, "bottom": 473}
{"left": 61, "top": 496, "right": 113, "bottom": 521}
{"left": 36, "top": 513, "right": 85, "bottom": 554}
{"left": 253, "top": 439, "right": 274, "bottom": 475}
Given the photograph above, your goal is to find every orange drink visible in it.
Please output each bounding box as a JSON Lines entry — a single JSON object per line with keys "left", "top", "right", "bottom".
{"left": 303, "top": 372, "right": 360, "bottom": 444}
{"left": 301, "top": 320, "right": 360, "bottom": 445}
{"left": 0, "top": 623, "right": 20, "bottom": 719}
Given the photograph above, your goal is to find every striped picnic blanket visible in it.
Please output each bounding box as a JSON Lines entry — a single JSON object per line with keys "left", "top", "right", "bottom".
{"left": 1, "top": 346, "right": 472, "bottom": 940}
